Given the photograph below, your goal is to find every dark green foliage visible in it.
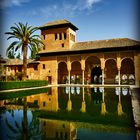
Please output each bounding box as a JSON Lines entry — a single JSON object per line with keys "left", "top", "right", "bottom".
{"left": 0, "top": 80, "right": 48, "bottom": 90}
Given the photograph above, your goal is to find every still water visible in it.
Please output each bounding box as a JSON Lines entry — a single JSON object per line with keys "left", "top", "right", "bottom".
{"left": 0, "top": 87, "right": 136, "bottom": 140}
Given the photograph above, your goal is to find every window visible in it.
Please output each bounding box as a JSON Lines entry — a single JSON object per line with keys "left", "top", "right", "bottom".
{"left": 34, "top": 100, "right": 38, "bottom": 106}
{"left": 43, "top": 101, "right": 46, "bottom": 107}
{"left": 65, "top": 132, "right": 68, "bottom": 139}
{"left": 62, "top": 43, "right": 64, "bottom": 48}
{"left": 55, "top": 33, "right": 57, "bottom": 40}
{"left": 43, "top": 64, "right": 45, "bottom": 69}
{"left": 70, "top": 33, "right": 75, "bottom": 42}
{"left": 43, "top": 35, "right": 45, "bottom": 40}
{"left": 64, "top": 33, "right": 67, "bottom": 40}
{"left": 56, "top": 132, "right": 58, "bottom": 138}
{"left": 43, "top": 46, "right": 45, "bottom": 50}
{"left": 43, "top": 121, "right": 46, "bottom": 126}
{"left": 34, "top": 65, "right": 38, "bottom": 70}
{"left": 60, "top": 132, "right": 63, "bottom": 138}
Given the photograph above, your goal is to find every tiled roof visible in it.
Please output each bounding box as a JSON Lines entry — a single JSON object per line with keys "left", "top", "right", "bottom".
{"left": 39, "top": 38, "right": 140, "bottom": 54}
{"left": 39, "top": 19, "right": 78, "bottom": 30}
{"left": 72, "top": 38, "right": 140, "bottom": 51}
{"left": 5, "top": 59, "right": 40, "bottom": 66}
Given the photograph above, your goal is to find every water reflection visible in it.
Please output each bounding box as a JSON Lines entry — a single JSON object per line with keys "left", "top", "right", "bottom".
{"left": 40, "top": 119, "right": 77, "bottom": 140}
{"left": 0, "top": 86, "right": 136, "bottom": 140}
{"left": 0, "top": 98, "right": 42, "bottom": 140}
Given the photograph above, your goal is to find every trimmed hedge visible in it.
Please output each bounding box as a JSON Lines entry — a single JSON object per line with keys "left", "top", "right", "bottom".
{"left": 0, "top": 80, "right": 48, "bottom": 90}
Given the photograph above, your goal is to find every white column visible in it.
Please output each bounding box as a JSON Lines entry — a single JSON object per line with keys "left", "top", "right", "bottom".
{"left": 102, "top": 87, "right": 105, "bottom": 102}
{"left": 82, "top": 70, "right": 85, "bottom": 85}
{"left": 102, "top": 69, "right": 104, "bottom": 85}
{"left": 68, "top": 70, "right": 71, "bottom": 100}
{"left": 117, "top": 56, "right": 121, "bottom": 86}
{"left": 68, "top": 70, "right": 71, "bottom": 85}
{"left": 82, "top": 87, "right": 85, "bottom": 101}
{"left": 118, "top": 69, "right": 121, "bottom": 86}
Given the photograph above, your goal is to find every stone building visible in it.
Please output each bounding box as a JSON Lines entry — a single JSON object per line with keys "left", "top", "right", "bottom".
{"left": 38, "top": 19, "right": 140, "bottom": 87}
{"left": 3, "top": 19, "right": 140, "bottom": 87}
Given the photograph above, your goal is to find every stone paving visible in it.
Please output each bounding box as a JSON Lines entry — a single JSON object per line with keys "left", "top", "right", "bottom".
{"left": 131, "top": 88, "right": 140, "bottom": 140}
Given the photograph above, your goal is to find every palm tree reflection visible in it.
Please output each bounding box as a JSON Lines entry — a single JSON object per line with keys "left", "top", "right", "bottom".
{"left": 5, "top": 97, "right": 42, "bottom": 140}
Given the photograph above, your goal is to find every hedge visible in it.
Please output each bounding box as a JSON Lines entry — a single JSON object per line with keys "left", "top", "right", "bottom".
{"left": 0, "top": 80, "right": 48, "bottom": 90}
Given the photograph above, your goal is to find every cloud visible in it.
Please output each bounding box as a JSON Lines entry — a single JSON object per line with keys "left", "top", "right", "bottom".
{"left": 86, "top": 0, "right": 102, "bottom": 8}
{"left": 0, "top": 0, "right": 31, "bottom": 9}
{"left": 30, "top": 0, "right": 103, "bottom": 19}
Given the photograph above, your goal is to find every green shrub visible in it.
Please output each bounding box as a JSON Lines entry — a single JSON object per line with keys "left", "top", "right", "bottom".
{"left": 0, "top": 80, "right": 48, "bottom": 90}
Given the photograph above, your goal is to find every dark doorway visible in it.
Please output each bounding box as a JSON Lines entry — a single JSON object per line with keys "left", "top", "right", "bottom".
{"left": 91, "top": 66, "right": 102, "bottom": 84}
{"left": 47, "top": 76, "right": 52, "bottom": 84}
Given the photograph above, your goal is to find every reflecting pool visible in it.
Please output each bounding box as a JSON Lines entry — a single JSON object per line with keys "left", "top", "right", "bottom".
{"left": 0, "top": 87, "right": 137, "bottom": 140}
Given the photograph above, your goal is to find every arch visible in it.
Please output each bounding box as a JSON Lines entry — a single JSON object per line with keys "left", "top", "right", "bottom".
{"left": 71, "top": 60, "right": 81, "bottom": 64}
{"left": 85, "top": 55, "right": 100, "bottom": 62}
{"left": 91, "top": 66, "right": 102, "bottom": 84}
{"left": 121, "top": 58, "right": 134, "bottom": 75}
{"left": 71, "top": 61, "right": 82, "bottom": 83}
{"left": 121, "top": 57, "right": 133, "bottom": 62}
{"left": 105, "top": 58, "right": 116, "bottom": 63}
{"left": 58, "top": 61, "right": 67, "bottom": 65}
{"left": 85, "top": 56, "right": 101, "bottom": 83}
{"left": 105, "top": 59, "right": 117, "bottom": 84}
{"left": 121, "top": 58, "right": 135, "bottom": 84}
{"left": 58, "top": 62, "right": 68, "bottom": 84}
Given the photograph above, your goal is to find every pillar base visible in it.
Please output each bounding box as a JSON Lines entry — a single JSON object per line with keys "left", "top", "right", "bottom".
{"left": 67, "top": 99, "right": 72, "bottom": 111}
{"left": 101, "top": 102, "right": 107, "bottom": 115}
{"left": 80, "top": 101, "right": 86, "bottom": 113}
{"left": 117, "top": 102, "right": 124, "bottom": 116}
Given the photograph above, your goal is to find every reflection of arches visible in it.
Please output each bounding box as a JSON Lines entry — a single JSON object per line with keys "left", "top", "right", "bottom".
{"left": 85, "top": 56, "right": 101, "bottom": 82}
{"left": 91, "top": 66, "right": 102, "bottom": 84}
{"left": 71, "top": 61, "right": 82, "bottom": 79}
{"left": 105, "top": 59, "right": 117, "bottom": 84}
{"left": 58, "top": 62, "right": 68, "bottom": 84}
{"left": 121, "top": 58, "right": 134, "bottom": 75}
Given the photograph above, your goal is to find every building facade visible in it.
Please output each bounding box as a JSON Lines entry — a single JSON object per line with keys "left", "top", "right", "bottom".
{"left": 3, "top": 19, "right": 140, "bottom": 87}
{"left": 38, "top": 19, "right": 140, "bottom": 87}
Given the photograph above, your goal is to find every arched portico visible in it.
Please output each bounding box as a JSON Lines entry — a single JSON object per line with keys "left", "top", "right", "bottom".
{"left": 91, "top": 66, "right": 102, "bottom": 84}
{"left": 58, "top": 62, "right": 68, "bottom": 84}
{"left": 105, "top": 59, "right": 117, "bottom": 84}
{"left": 121, "top": 58, "right": 135, "bottom": 84}
{"left": 85, "top": 56, "right": 101, "bottom": 84}
{"left": 71, "top": 61, "right": 82, "bottom": 83}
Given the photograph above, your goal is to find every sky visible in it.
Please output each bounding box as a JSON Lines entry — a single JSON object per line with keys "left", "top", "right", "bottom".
{"left": 0, "top": 0, "right": 139, "bottom": 57}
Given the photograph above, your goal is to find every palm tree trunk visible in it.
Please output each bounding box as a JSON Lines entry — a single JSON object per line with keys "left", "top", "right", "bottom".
{"left": 23, "top": 97, "right": 28, "bottom": 140}
{"left": 23, "top": 45, "right": 27, "bottom": 81}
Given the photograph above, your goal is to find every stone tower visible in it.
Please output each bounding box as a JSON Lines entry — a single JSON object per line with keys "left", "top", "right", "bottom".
{"left": 39, "top": 19, "right": 78, "bottom": 51}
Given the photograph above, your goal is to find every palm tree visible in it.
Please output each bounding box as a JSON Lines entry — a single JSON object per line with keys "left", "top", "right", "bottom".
{"left": 5, "top": 97, "right": 42, "bottom": 140}
{"left": 7, "top": 48, "right": 15, "bottom": 59}
{"left": 5, "top": 22, "right": 44, "bottom": 80}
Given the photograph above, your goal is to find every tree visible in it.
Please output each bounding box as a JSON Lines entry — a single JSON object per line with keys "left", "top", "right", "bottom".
{"left": 5, "top": 22, "right": 44, "bottom": 80}
{"left": 29, "top": 42, "right": 40, "bottom": 60}
{"left": 7, "top": 48, "right": 15, "bottom": 59}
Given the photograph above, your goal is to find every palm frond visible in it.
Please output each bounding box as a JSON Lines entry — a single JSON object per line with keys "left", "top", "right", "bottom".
{"left": 6, "top": 41, "right": 19, "bottom": 56}
{"left": 5, "top": 118, "right": 19, "bottom": 133}
{"left": 15, "top": 42, "right": 23, "bottom": 52}
{"left": 7, "top": 134, "right": 17, "bottom": 140}
{"left": 14, "top": 121, "right": 23, "bottom": 133}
